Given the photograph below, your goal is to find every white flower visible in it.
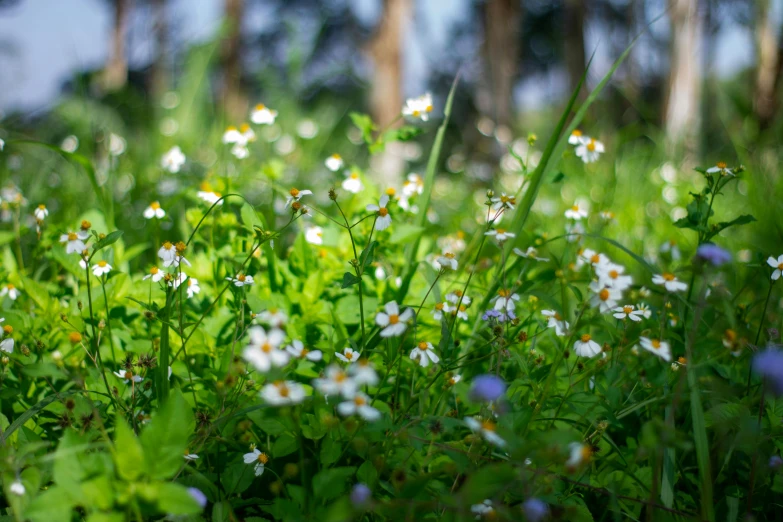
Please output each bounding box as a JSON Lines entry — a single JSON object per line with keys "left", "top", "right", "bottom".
{"left": 767, "top": 255, "right": 783, "bottom": 280}
{"left": 578, "top": 249, "right": 609, "bottom": 270}
{"left": 337, "top": 392, "right": 381, "bottom": 421}
{"left": 305, "top": 226, "right": 323, "bottom": 245}
{"left": 492, "top": 289, "right": 519, "bottom": 313}
{"left": 652, "top": 273, "right": 687, "bottom": 292}
{"left": 575, "top": 137, "right": 604, "bottom": 163}
{"left": 61, "top": 135, "right": 78, "bottom": 152}
{"left": 410, "top": 341, "right": 440, "bottom": 367}
{"left": 92, "top": 260, "right": 112, "bottom": 277}
{"left": 471, "top": 499, "right": 494, "bottom": 519}
{"left": 9, "top": 480, "right": 25, "bottom": 496}
{"left": 402, "top": 173, "right": 424, "bottom": 197}
{"left": 636, "top": 302, "right": 652, "bottom": 319}
{"left": 706, "top": 161, "right": 734, "bottom": 177}
{"left": 256, "top": 308, "right": 288, "bottom": 328}
{"left": 142, "top": 266, "right": 164, "bottom": 283}
{"left": 250, "top": 103, "right": 278, "bottom": 125}
{"left": 60, "top": 231, "right": 88, "bottom": 254}
{"left": 432, "top": 302, "right": 447, "bottom": 321}
{"left": 143, "top": 201, "right": 166, "bottom": 219}
{"left": 596, "top": 262, "right": 633, "bottom": 290}
{"left": 484, "top": 228, "right": 515, "bottom": 242}
{"left": 227, "top": 273, "right": 254, "bottom": 287}
{"left": 513, "top": 246, "right": 549, "bottom": 262}
{"left": 243, "top": 448, "right": 269, "bottom": 476}
{"left": 158, "top": 242, "right": 176, "bottom": 266}
{"left": 34, "top": 204, "right": 48, "bottom": 220}
{"left": 161, "top": 146, "right": 186, "bottom": 173}
{"left": 638, "top": 286, "right": 651, "bottom": 298}
{"left": 108, "top": 133, "right": 126, "bottom": 156}
{"left": 243, "top": 327, "right": 288, "bottom": 372}
{"left": 612, "top": 305, "right": 644, "bottom": 322}
{"left": 336, "top": 347, "right": 361, "bottom": 364}
{"left": 464, "top": 417, "right": 505, "bottom": 448}
{"left": 367, "top": 195, "right": 392, "bottom": 230}
{"left": 222, "top": 125, "right": 245, "bottom": 144}
{"left": 491, "top": 192, "right": 516, "bottom": 211}
{"left": 446, "top": 291, "right": 471, "bottom": 307}
{"left": 574, "top": 334, "right": 602, "bottom": 358}
{"left": 448, "top": 374, "right": 461, "bottom": 386}
{"left": 314, "top": 364, "right": 357, "bottom": 398}
{"left": 542, "top": 310, "right": 569, "bottom": 337}
{"left": 600, "top": 210, "right": 615, "bottom": 221}
{"left": 639, "top": 337, "right": 672, "bottom": 362}
{"left": 325, "top": 153, "right": 344, "bottom": 172}
{"left": 1, "top": 338, "right": 14, "bottom": 354}
{"left": 184, "top": 451, "right": 199, "bottom": 461}
{"left": 342, "top": 171, "right": 364, "bottom": 193}
{"left": 285, "top": 187, "right": 313, "bottom": 208}
{"left": 565, "top": 221, "right": 585, "bottom": 242}
{"left": 113, "top": 369, "right": 143, "bottom": 384}
{"left": 568, "top": 130, "right": 588, "bottom": 145}
{"left": 0, "top": 284, "right": 19, "bottom": 301}
{"left": 286, "top": 340, "right": 323, "bottom": 362}
{"left": 565, "top": 202, "right": 589, "bottom": 220}
{"left": 185, "top": 277, "right": 201, "bottom": 298}
{"left": 435, "top": 252, "right": 458, "bottom": 270}
{"left": 660, "top": 240, "right": 681, "bottom": 261}
{"left": 402, "top": 93, "right": 434, "bottom": 122}
{"left": 231, "top": 143, "right": 249, "bottom": 159}
{"left": 197, "top": 190, "right": 223, "bottom": 205}
{"left": 589, "top": 280, "right": 622, "bottom": 313}
{"left": 566, "top": 442, "right": 592, "bottom": 469}
{"left": 375, "top": 301, "right": 413, "bottom": 337}
{"left": 261, "top": 380, "right": 305, "bottom": 406}
{"left": 348, "top": 359, "right": 379, "bottom": 386}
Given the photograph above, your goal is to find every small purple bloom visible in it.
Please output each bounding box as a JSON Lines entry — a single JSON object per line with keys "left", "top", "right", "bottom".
{"left": 522, "top": 498, "right": 549, "bottom": 521}
{"left": 187, "top": 487, "right": 207, "bottom": 509}
{"left": 469, "top": 374, "right": 507, "bottom": 402}
{"left": 753, "top": 348, "right": 783, "bottom": 395}
{"left": 770, "top": 455, "right": 783, "bottom": 470}
{"left": 696, "top": 244, "right": 732, "bottom": 266}
{"left": 482, "top": 309, "right": 502, "bottom": 321}
{"left": 350, "top": 483, "right": 372, "bottom": 508}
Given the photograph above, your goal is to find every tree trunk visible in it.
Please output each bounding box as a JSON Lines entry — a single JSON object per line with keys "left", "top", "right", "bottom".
{"left": 102, "top": 0, "right": 130, "bottom": 92}
{"left": 221, "top": 0, "right": 246, "bottom": 120}
{"left": 664, "top": 0, "right": 703, "bottom": 153}
{"left": 564, "top": 0, "right": 586, "bottom": 99}
{"left": 753, "top": 0, "right": 780, "bottom": 128}
{"left": 483, "top": 0, "right": 522, "bottom": 127}
{"left": 149, "top": 0, "right": 169, "bottom": 99}
{"left": 367, "top": 0, "right": 412, "bottom": 183}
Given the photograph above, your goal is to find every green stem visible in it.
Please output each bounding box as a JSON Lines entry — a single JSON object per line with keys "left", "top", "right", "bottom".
{"left": 157, "top": 288, "right": 173, "bottom": 405}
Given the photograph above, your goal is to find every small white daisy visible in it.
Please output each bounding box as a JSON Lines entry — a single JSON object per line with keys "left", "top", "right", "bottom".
{"left": 286, "top": 340, "right": 323, "bottom": 362}
{"left": 612, "top": 304, "right": 644, "bottom": 322}
{"left": 375, "top": 301, "right": 413, "bottom": 337}
{"left": 243, "top": 448, "right": 269, "bottom": 476}
{"left": 484, "top": 228, "right": 515, "bottom": 242}
{"left": 464, "top": 417, "right": 505, "bottom": 448}
{"left": 113, "top": 369, "right": 143, "bottom": 384}
{"left": 513, "top": 246, "right": 549, "bottom": 262}
{"left": 243, "top": 327, "right": 288, "bottom": 372}
{"left": 410, "top": 341, "right": 439, "bottom": 368}
{"left": 639, "top": 337, "right": 672, "bottom": 362}
{"left": 349, "top": 359, "right": 379, "bottom": 386}
{"left": 186, "top": 277, "right": 200, "bottom": 298}
{"left": 34, "top": 204, "right": 48, "bottom": 220}
{"left": 541, "top": 310, "right": 569, "bottom": 337}
{"left": 91, "top": 260, "right": 112, "bottom": 277}
{"left": 565, "top": 202, "right": 589, "bottom": 220}
{"left": 250, "top": 104, "right": 278, "bottom": 125}
{"left": 767, "top": 255, "right": 783, "bottom": 280}
{"left": 435, "top": 252, "right": 458, "bottom": 270}
{"left": 227, "top": 273, "right": 254, "bottom": 287}
{"left": 305, "top": 225, "right": 323, "bottom": 245}
{"left": 143, "top": 201, "right": 166, "bottom": 219}
{"left": 336, "top": 347, "right": 361, "bottom": 364}
{"left": 574, "top": 334, "right": 602, "bottom": 358}
{"left": 161, "top": 146, "right": 186, "bottom": 173}
{"left": 367, "top": 195, "right": 392, "bottom": 231}
{"left": 706, "top": 161, "right": 734, "bottom": 177}
{"left": 575, "top": 137, "right": 604, "bottom": 163}
{"left": 337, "top": 393, "right": 381, "bottom": 421}
{"left": 314, "top": 364, "right": 357, "bottom": 398}
{"left": 402, "top": 93, "right": 434, "bottom": 122}
{"left": 325, "top": 153, "right": 344, "bottom": 172}
{"left": 652, "top": 273, "right": 688, "bottom": 292}
{"left": 261, "top": 380, "right": 305, "bottom": 406}
{"left": 342, "top": 171, "right": 364, "bottom": 193}
{"left": 60, "top": 231, "right": 89, "bottom": 254}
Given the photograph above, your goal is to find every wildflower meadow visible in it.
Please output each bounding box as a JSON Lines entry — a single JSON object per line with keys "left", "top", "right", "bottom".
{"left": 1, "top": 4, "right": 783, "bottom": 522}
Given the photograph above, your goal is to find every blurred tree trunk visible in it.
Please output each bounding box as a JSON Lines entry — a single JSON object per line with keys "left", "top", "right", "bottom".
{"left": 367, "top": 0, "right": 411, "bottom": 182}
{"left": 564, "top": 0, "right": 586, "bottom": 99}
{"left": 664, "top": 0, "right": 703, "bottom": 153}
{"left": 753, "top": 0, "right": 781, "bottom": 129}
{"left": 221, "top": 0, "right": 246, "bottom": 120}
{"left": 149, "top": 0, "right": 169, "bottom": 99}
{"left": 483, "top": 0, "right": 522, "bottom": 127}
{"left": 102, "top": 0, "right": 130, "bottom": 91}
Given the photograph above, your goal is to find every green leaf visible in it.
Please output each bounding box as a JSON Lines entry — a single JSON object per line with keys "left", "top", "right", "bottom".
{"left": 359, "top": 241, "right": 378, "bottom": 273}
{"left": 705, "top": 214, "right": 756, "bottom": 241}
{"left": 141, "top": 389, "right": 195, "bottom": 480}
{"left": 156, "top": 482, "right": 203, "bottom": 515}
{"left": 341, "top": 272, "right": 362, "bottom": 289}
{"left": 272, "top": 434, "right": 298, "bottom": 458}
{"left": 240, "top": 202, "right": 264, "bottom": 232}
{"left": 25, "top": 486, "right": 73, "bottom": 522}
{"left": 1, "top": 391, "right": 81, "bottom": 445}
{"left": 93, "top": 230, "right": 124, "bottom": 252}
{"left": 114, "top": 418, "right": 145, "bottom": 481}
{"left": 223, "top": 462, "right": 256, "bottom": 495}
{"left": 349, "top": 112, "right": 375, "bottom": 144}
{"left": 53, "top": 430, "right": 86, "bottom": 498}
{"left": 312, "top": 466, "right": 356, "bottom": 501}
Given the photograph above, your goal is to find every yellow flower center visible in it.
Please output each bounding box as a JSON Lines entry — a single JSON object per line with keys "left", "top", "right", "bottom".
{"left": 590, "top": 254, "right": 600, "bottom": 264}
{"left": 69, "top": 332, "right": 82, "bottom": 343}
{"left": 334, "top": 371, "right": 347, "bottom": 383}
{"left": 332, "top": 153, "right": 341, "bottom": 159}
{"left": 481, "top": 419, "right": 496, "bottom": 432}
{"left": 98, "top": 261, "right": 107, "bottom": 267}
{"left": 587, "top": 139, "right": 597, "bottom": 151}
{"left": 81, "top": 220, "right": 91, "bottom": 230}
{"left": 599, "top": 289, "right": 610, "bottom": 301}
{"left": 261, "top": 342, "right": 272, "bottom": 353}
{"left": 412, "top": 109, "right": 421, "bottom": 117}
{"left": 350, "top": 172, "right": 359, "bottom": 179}
{"left": 581, "top": 334, "right": 592, "bottom": 343}
{"left": 581, "top": 445, "right": 593, "bottom": 461}
{"left": 498, "top": 289, "right": 510, "bottom": 298}
{"left": 240, "top": 123, "right": 251, "bottom": 133}
{"left": 778, "top": 263, "right": 783, "bottom": 271}
{"left": 572, "top": 130, "right": 582, "bottom": 137}
{"left": 388, "top": 314, "right": 399, "bottom": 325}
{"left": 609, "top": 270, "right": 619, "bottom": 279}
{"left": 300, "top": 348, "right": 309, "bottom": 357}
{"left": 38, "top": 204, "right": 46, "bottom": 210}
{"left": 3, "top": 325, "right": 13, "bottom": 334}
{"left": 496, "top": 228, "right": 506, "bottom": 235}
{"left": 378, "top": 208, "right": 388, "bottom": 217}
{"left": 345, "top": 351, "right": 354, "bottom": 360}
{"left": 716, "top": 161, "right": 727, "bottom": 169}
{"left": 623, "top": 305, "right": 633, "bottom": 314}
{"left": 663, "top": 273, "right": 675, "bottom": 281}
{"left": 163, "top": 241, "right": 173, "bottom": 250}
{"left": 678, "top": 357, "right": 687, "bottom": 365}
{"left": 386, "top": 187, "right": 396, "bottom": 196}
{"left": 554, "top": 312, "right": 563, "bottom": 320}
{"left": 425, "top": 104, "right": 433, "bottom": 112}
{"left": 445, "top": 252, "right": 455, "bottom": 259}
{"left": 724, "top": 329, "right": 737, "bottom": 342}
{"left": 256, "top": 104, "right": 266, "bottom": 110}
{"left": 257, "top": 452, "right": 269, "bottom": 464}
{"left": 150, "top": 267, "right": 159, "bottom": 275}
{"left": 124, "top": 371, "right": 133, "bottom": 379}
{"left": 435, "top": 303, "right": 444, "bottom": 311}
{"left": 651, "top": 339, "right": 661, "bottom": 349}
{"left": 572, "top": 205, "right": 580, "bottom": 212}
{"left": 6, "top": 284, "right": 14, "bottom": 290}
{"left": 276, "top": 382, "right": 290, "bottom": 398}
{"left": 290, "top": 188, "right": 300, "bottom": 197}
{"left": 238, "top": 274, "right": 246, "bottom": 282}
{"left": 354, "top": 395, "right": 367, "bottom": 406}
{"left": 418, "top": 341, "right": 428, "bottom": 350}
{"left": 150, "top": 201, "right": 161, "bottom": 210}
{"left": 68, "top": 232, "right": 78, "bottom": 241}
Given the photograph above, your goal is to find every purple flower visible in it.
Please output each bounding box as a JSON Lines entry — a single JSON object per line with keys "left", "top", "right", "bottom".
{"left": 522, "top": 498, "right": 549, "bottom": 521}
{"left": 482, "top": 309, "right": 516, "bottom": 323}
{"left": 187, "top": 487, "right": 207, "bottom": 509}
{"left": 753, "top": 348, "right": 783, "bottom": 395}
{"left": 469, "top": 374, "right": 506, "bottom": 402}
{"left": 350, "top": 483, "right": 372, "bottom": 508}
{"left": 769, "top": 455, "right": 783, "bottom": 470}
{"left": 696, "top": 244, "right": 732, "bottom": 267}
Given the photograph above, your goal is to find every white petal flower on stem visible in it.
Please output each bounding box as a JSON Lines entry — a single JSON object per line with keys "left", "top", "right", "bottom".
{"left": 513, "top": 246, "right": 549, "bottom": 262}
{"left": 242, "top": 327, "right": 288, "bottom": 372}
{"left": 367, "top": 195, "right": 392, "bottom": 230}
{"left": 541, "top": 310, "right": 569, "bottom": 337}
{"left": 348, "top": 359, "right": 379, "bottom": 386}
{"left": 305, "top": 226, "right": 323, "bottom": 245}
{"left": 250, "top": 104, "right": 278, "bottom": 125}
{"left": 197, "top": 190, "right": 223, "bottom": 206}
{"left": 435, "top": 252, "right": 458, "bottom": 270}
{"left": 566, "top": 442, "right": 592, "bottom": 470}
{"left": 575, "top": 138, "right": 604, "bottom": 163}
{"left": 342, "top": 171, "right": 364, "bottom": 193}
{"left": 636, "top": 302, "right": 652, "bottom": 319}
{"left": 410, "top": 341, "right": 439, "bottom": 367}
{"left": 612, "top": 305, "right": 644, "bottom": 322}
{"left": 588, "top": 280, "right": 622, "bottom": 313}
{"left": 402, "top": 173, "right": 424, "bottom": 197}
{"left": 402, "top": 93, "right": 434, "bottom": 122}
{"left": 337, "top": 392, "right": 381, "bottom": 421}
{"left": 464, "top": 417, "right": 506, "bottom": 448}
{"left": 767, "top": 255, "right": 783, "bottom": 280}
{"left": 375, "top": 301, "right": 413, "bottom": 337}
{"left": 574, "top": 334, "right": 602, "bottom": 358}
{"left": 471, "top": 499, "right": 494, "bottom": 519}
{"left": 243, "top": 448, "right": 269, "bottom": 476}
{"left": 9, "top": 480, "right": 25, "bottom": 496}
{"left": 492, "top": 289, "right": 519, "bottom": 313}
{"left": 564, "top": 202, "right": 589, "bottom": 220}
{"left": 183, "top": 451, "right": 199, "bottom": 461}
{"left": 596, "top": 262, "right": 633, "bottom": 290}
{"left": 261, "top": 380, "right": 305, "bottom": 406}
{"left": 34, "top": 204, "right": 49, "bottom": 220}
{"left": 143, "top": 201, "right": 166, "bottom": 219}
{"left": 113, "top": 369, "right": 143, "bottom": 384}
{"left": 227, "top": 273, "right": 254, "bottom": 287}
{"left": 0, "top": 284, "right": 20, "bottom": 301}
{"left": 256, "top": 308, "right": 288, "bottom": 328}
{"left": 286, "top": 340, "right": 323, "bottom": 362}
{"left": 92, "top": 261, "right": 112, "bottom": 277}
{"left": 1, "top": 338, "right": 14, "bottom": 354}
{"left": 660, "top": 240, "right": 681, "bottom": 261}
{"left": 484, "top": 228, "right": 515, "bottom": 242}
{"left": 568, "top": 129, "right": 588, "bottom": 145}
{"left": 325, "top": 153, "right": 344, "bottom": 172}
{"left": 336, "top": 347, "right": 361, "bottom": 364}
{"left": 60, "top": 231, "right": 87, "bottom": 254}
{"left": 491, "top": 193, "right": 516, "bottom": 211}
{"left": 639, "top": 337, "right": 672, "bottom": 362}
{"left": 285, "top": 187, "right": 313, "bottom": 208}
{"left": 313, "top": 364, "right": 357, "bottom": 398}
{"left": 652, "top": 273, "right": 687, "bottom": 292}
{"left": 186, "top": 277, "right": 200, "bottom": 298}
{"left": 161, "top": 146, "right": 186, "bottom": 173}
{"left": 706, "top": 161, "right": 734, "bottom": 177}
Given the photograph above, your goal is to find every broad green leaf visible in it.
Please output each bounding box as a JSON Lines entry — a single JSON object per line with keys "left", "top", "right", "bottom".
{"left": 155, "top": 482, "right": 203, "bottom": 515}
{"left": 141, "top": 389, "right": 195, "bottom": 480}
{"left": 312, "top": 466, "right": 356, "bottom": 501}
{"left": 114, "top": 417, "right": 145, "bottom": 481}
